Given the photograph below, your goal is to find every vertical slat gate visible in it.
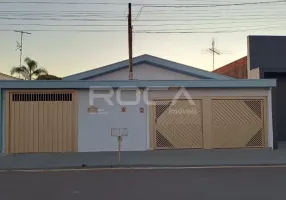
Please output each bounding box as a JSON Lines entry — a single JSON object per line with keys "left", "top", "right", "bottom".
{"left": 7, "top": 91, "right": 77, "bottom": 153}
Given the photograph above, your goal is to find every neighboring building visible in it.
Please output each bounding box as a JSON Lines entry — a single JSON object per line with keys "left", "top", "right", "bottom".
{"left": 0, "top": 72, "right": 18, "bottom": 80}
{"left": 213, "top": 56, "right": 247, "bottom": 79}
{"left": 0, "top": 54, "right": 276, "bottom": 153}
{"left": 214, "top": 35, "right": 286, "bottom": 148}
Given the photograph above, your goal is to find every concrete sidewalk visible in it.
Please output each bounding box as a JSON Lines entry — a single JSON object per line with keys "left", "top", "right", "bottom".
{"left": 1, "top": 148, "right": 286, "bottom": 170}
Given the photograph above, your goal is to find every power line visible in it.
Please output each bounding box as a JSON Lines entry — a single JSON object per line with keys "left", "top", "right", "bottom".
{"left": 0, "top": 23, "right": 128, "bottom": 27}
{"left": 134, "top": 24, "right": 286, "bottom": 31}
{"left": 177, "top": 0, "right": 274, "bottom": 1}
{"left": 142, "top": 0, "right": 286, "bottom": 7}
{"left": 131, "top": 12, "right": 286, "bottom": 15}
{"left": 0, "top": 7, "right": 284, "bottom": 14}
{"left": 1, "top": 29, "right": 126, "bottom": 32}
{"left": 1, "top": 16, "right": 285, "bottom": 21}
{"left": 1, "top": 22, "right": 286, "bottom": 28}
{"left": 141, "top": 20, "right": 286, "bottom": 26}
{"left": 0, "top": 0, "right": 285, "bottom": 6}
{"left": 2, "top": 13, "right": 286, "bottom": 18}
{"left": 0, "top": 11, "right": 284, "bottom": 14}
{"left": 0, "top": 17, "right": 127, "bottom": 21}
{"left": 0, "top": 10, "right": 127, "bottom": 13}
{"left": 0, "top": 1, "right": 129, "bottom": 5}
{"left": 0, "top": 8, "right": 284, "bottom": 13}
{"left": 135, "top": 26, "right": 286, "bottom": 33}
{"left": 132, "top": 15, "right": 286, "bottom": 19}
{"left": 0, "top": 26, "right": 284, "bottom": 33}
{"left": 136, "top": 6, "right": 286, "bottom": 11}
{"left": 0, "top": 12, "right": 125, "bottom": 15}
{"left": 1, "top": 20, "right": 286, "bottom": 28}
{"left": 0, "top": 13, "right": 126, "bottom": 18}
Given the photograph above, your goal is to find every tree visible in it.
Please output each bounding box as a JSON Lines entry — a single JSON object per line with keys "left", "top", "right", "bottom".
{"left": 10, "top": 57, "right": 48, "bottom": 80}
{"left": 36, "top": 75, "right": 62, "bottom": 80}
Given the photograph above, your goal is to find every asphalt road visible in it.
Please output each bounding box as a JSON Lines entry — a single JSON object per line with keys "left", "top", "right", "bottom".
{"left": 0, "top": 167, "right": 285, "bottom": 200}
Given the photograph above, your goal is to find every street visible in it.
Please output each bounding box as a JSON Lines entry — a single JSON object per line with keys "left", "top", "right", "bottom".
{"left": 0, "top": 166, "right": 284, "bottom": 200}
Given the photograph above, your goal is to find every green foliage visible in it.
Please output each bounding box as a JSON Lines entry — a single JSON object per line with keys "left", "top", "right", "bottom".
{"left": 11, "top": 57, "right": 48, "bottom": 80}
{"left": 36, "top": 75, "right": 62, "bottom": 80}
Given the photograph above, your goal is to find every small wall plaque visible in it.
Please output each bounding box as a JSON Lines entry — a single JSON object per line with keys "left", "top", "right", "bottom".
{"left": 111, "top": 128, "right": 128, "bottom": 136}
{"left": 88, "top": 105, "right": 98, "bottom": 114}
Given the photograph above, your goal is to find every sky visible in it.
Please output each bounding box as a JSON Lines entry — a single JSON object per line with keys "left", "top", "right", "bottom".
{"left": 0, "top": 0, "right": 285, "bottom": 78}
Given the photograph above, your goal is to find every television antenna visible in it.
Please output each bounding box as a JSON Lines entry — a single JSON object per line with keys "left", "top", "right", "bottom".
{"left": 202, "top": 38, "right": 231, "bottom": 70}
{"left": 14, "top": 30, "right": 31, "bottom": 68}
{"left": 20, "top": 71, "right": 30, "bottom": 80}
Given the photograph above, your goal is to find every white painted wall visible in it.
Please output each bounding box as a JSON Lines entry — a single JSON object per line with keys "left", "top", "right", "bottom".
{"left": 78, "top": 89, "right": 147, "bottom": 152}
{"left": 88, "top": 64, "right": 200, "bottom": 80}
{"left": 148, "top": 88, "right": 270, "bottom": 99}
{"left": 77, "top": 87, "right": 274, "bottom": 151}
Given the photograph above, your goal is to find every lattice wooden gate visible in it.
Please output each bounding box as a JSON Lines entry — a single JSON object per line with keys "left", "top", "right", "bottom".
{"left": 212, "top": 99, "right": 265, "bottom": 148}
{"left": 153, "top": 100, "right": 203, "bottom": 149}
{"left": 5, "top": 91, "right": 78, "bottom": 153}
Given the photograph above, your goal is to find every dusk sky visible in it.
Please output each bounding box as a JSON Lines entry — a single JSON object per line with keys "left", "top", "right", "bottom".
{"left": 0, "top": 0, "right": 285, "bottom": 78}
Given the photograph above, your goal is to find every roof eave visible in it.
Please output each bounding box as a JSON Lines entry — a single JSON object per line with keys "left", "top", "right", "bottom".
{"left": 0, "top": 79, "right": 276, "bottom": 89}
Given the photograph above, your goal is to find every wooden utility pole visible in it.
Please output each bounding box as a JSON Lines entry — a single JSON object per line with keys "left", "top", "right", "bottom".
{"left": 14, "top": 30, "right": 31, "bottom": 67}
{"left": 128, "top": 3, "right": 133, "bottom": 80}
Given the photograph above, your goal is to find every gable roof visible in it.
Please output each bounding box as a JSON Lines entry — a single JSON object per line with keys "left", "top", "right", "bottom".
{"left": 0, "top": 72, "right": 18, "bottom": 80}
{"left": 64, "top": 54, "right": 233, "bottom": 80}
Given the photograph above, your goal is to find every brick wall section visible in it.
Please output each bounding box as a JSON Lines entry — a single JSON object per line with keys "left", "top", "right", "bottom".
{"left": 213, "top": 56, "right": 248, "bottom": 79}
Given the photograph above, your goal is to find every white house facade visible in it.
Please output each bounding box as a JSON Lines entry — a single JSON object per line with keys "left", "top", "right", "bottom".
{"left": 0, "top": 55, "right": 276, "bottom": 153}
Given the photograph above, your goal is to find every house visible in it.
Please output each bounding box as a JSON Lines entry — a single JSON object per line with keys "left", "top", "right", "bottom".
{"left": 0, "top": 72, "right": 17, "bottom": 80}
{"left": 0, "top": 54, "right": 276, "bottom": 153}
{"left": 214, "top": 35, "right": 286, "bottom": 148}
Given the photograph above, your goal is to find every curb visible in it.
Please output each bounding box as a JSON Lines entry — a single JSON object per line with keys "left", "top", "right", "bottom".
{"left": 2, "top": 163, "right": 286, "bottom": 172}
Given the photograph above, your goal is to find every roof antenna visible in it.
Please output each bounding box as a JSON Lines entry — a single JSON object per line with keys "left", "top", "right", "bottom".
{"left": 202, "top": 38, "right": 231, "bottom": 71}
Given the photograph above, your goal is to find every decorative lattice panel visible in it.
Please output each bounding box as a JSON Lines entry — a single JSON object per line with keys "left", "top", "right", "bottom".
{"left": 154, "top": 100, "right": 203, "bottom": 149}
{"left": 212, "top": 99, "right": 264, "bottom": 148}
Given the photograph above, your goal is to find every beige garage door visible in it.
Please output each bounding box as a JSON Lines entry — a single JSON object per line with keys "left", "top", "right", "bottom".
{"left": 212, "top": 99, "right": 265, "bottom": 148}
{"left": 6, "top": 91, "right": 78, "bottom": 153}
{"left": 151, "top": 100, "right": 203, "bottom": 149}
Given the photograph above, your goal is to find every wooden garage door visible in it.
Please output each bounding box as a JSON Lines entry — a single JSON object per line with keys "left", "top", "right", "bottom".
{"left": 6, "top": 91, "right": 78, "bottom": 153}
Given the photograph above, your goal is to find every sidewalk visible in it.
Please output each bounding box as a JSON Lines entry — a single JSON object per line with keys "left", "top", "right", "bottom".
{"left": 1, "top": 148, "right": 286, "bottom": 170}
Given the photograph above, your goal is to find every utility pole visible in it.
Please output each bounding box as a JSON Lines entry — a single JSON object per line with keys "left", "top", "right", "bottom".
{"left": 14, "top": 30, "right": 31, "bottom": 67}
{"left": 128, "top": 3, "right": 133, "bottom": 80}
{"left": 206, "top": 39, "right": 221, "bottom": 71}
